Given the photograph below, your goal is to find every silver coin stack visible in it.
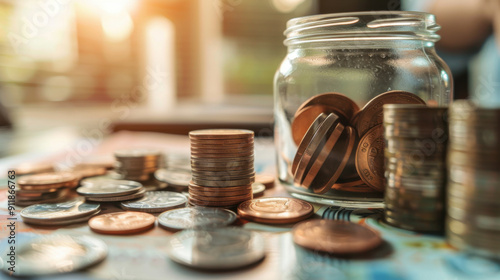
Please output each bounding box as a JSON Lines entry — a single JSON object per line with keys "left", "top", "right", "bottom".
{"left": 113, "top": 149, "right": 163, "bottom": 181}
{"left": 383, "top": 104, "right": 448, "bottom": 232}
{"left": 446, "top": 101, "right": 500, "bottom": 257}
{"left": 77, "top": 179, "right": 146, "bottom": 202}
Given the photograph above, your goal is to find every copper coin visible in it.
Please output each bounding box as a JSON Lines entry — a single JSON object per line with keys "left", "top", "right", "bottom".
{"left": 252, "top": 182, "right": 266, "bottom": 198}
{"left": 191, "top": 164, "right": 253, "bottom": 172}
{"left": 88, "top": 211, "right": 155, "bottom": 235}
{"left": 332, "top": 181, "right": 377, "bottom": 193}
{"left": 189, "top": 129, "right": 254, "bottom": 140}
{"left": 189, "top": 182, "right": 252, "bottom": 192}
{"left": 190, "top": 139, "right": 254, "bottom": 145}
{"left": 18, "top": 172, "right": 77, "bottom": 186}
{"left": 293, "top": 113, "right": 340, "bottom": 186}
{"left": 292, "top": 219, "right": 382, "bottom": 254}
{"left": 355, "top": 124, "right": 385, "bottom": 192}
{"left": 295, "top": 92, "right": 359, "bottom": 121}
{"left": 71, "top": 166, "right": 108, "bottom": 179}
{"left": 192, "top": 169, "right": 254, "bottom": 178}
{"left": 190, "top": 142, "right": 254, "bottom": 149}
{"left": 353, "top": 90, "right": 425, "bottom": 137}
{"left": 190, "top": 146, "right": 253, "bottom": 153}
{"left": 292, "top": 106, "right": 336, "bottom": 146}
{"left": 301, "top": 122, "right": 345, "bottom": 191}
{"left": 12, "top": 162, "right": 54, "bottom": 176}
{"left": 188, "top": 197, "right": 249, "bottom": 207}
{"left": 237, "top": 197, "right": 314, "bottom": 224}
{"left": 189, "top": 192, "right": 252, "bottom": 202}
{"left": 191, "top": 156, "right": 254, "bottom": 163}
{"left": 192, "top": 177, "right": 255, "bottom": 187}
{"left": 189, "top": 187, "right": 251, "bottom": 197}
{"left": 306, "top": 126, "right": 357, "bottom": 194}
{"left": 191, "top": 152, "right": 254, "bottom": 158}
{"left": 255, "top": 174, "right": 275, "bottom": 189}
{"left": 291, "top": 113, "right": 328, "bottom": 175}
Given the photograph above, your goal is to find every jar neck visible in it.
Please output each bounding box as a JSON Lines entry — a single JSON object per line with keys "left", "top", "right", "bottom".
{"left": 287, "top": 39, "right": 436, "bottom": 52}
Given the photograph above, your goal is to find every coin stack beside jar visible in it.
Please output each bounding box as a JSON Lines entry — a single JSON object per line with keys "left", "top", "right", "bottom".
{"left": 113, "top": 149, "right": 163, "bottom": 181}
{"left": 15, "top": 172, "right": 77, "bottom": 206}
{"left": 383, "top": 104, "right": 448, "bottom": 232}
{"left": 188, "top": 129, "right": 255, "bottom": 208}
{"left": 446, "top": 101, "right": 500, "bottom": 257}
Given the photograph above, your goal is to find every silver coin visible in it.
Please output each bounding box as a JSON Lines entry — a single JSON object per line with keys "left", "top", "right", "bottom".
{"left": 85, "top": 187, "right": 146, "bottom": 202}
{"left": 76, "top": 179, "right": 143, "bottom": 197}
{"left": 23, "top": 211, "right": 101, "bottom": 226}
{"left": 252, "top": 182, "right": 265, "bottom": 198}
{"left": 120, "top": 191, "right": 188, "bottom": 212}
{"left": 20, "top": 197, "right": 100, "bottom": 223}
{"left": 158, "top": 206, "right": 237, "bottom": 230}
{"left": 0, "top": 234, "right": 107, "bottom": 277}
{"left": 154, "top": 168, "right": 191, "bottom": 187}
{"left": 166, "top": 227, "right": 265, "bottom": 270}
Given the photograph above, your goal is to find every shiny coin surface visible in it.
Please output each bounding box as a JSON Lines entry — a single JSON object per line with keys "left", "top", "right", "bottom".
{"left": 85, "top": 187, "right": 146, "bottom": 202}
{"left": 0, "top": 234, "right": 107, "bottom": 277}
{"left": 165, "top": 227, "right": 265, "bottom": 270}
{"left": 189, "top": 129, "right": 254, "bottom": 139}
{"left": 238, "top": 197, "right": 314, "bottom": 224}
{"left": 292, "top": 113, "right": 328, "bottom": 175}
{"left": 76, "top": 179, "right": 143, "bottom": 197}
{"left": 356, "top": 124, "right": 385, "bottom": 191}
{"left": 158, "top": 206, "right": 237, "bottom": 230}
{"left": 252, "top": 182, "right": 265, "bottom": 198}
{"left": 120, "top": 191, "right": 187, "bottom": 212}
{"left": 154, "top": 168, "right": 191, "bottom": 187}
{"left": 88, "top": 211, "right": 155, "bottom": 234}
{"left": 18, "top": 171, "right": 77, "bottom": 186}
{"left": 192, "top": 177, "right": 255, "bottom": 187}
{"left": 292, "top": 219, "right": 382, "bottom": 254}
{"left": 20, "top": 197, "right": 100, "bottom": 224}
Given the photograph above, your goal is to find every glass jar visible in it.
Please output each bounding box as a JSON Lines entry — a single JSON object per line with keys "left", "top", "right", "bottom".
{"left": 274, "top": 11, "right": 453, "bottom": 207}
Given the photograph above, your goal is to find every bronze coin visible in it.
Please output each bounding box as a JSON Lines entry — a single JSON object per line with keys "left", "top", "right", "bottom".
{"left": 301, "top": 122, "right": 345, "bottom": 191}
{"left": 189, "top": 182, "right": 252, "bottom": 192}
{"left": 188, "top": 197, "right": 249, "bottom": 207}
{"left": 191, "top": 173, "right": 255, "bottom": 181}
{"left": 192, "top": 169, "right": 255, "bottom": 178}
{"left": 355, "top": 124, "right": 385, "bottom": 191}
{"left": 18, "top": 172, "right": 77, "bottom": 186}
{"left": 354, "top": 90, "right": 425, "bottom": 137}
{"left": 190, "top": 139, "right": 254, "bottom": 146}
{"left": 291, "top": 113, "right": 328, "bottom": 175}
{"left": 192, "top": 177, "right": 255, "bottom": 187}
{"left": 188, "top": 192, "right": 252, "bottom": 202}
{"left": 190, "top": 151, "right": 254, "bottom": 158}
{"left": 190, "top": 142, "right": 254, "bottom": 149}
{"left": 332, "top": 180, "right": 377, "bottom": 193}
{"left": 292, "top": 219, "right": 382, "bottom": 254}
{"left": 292, "top": 106, "right": 334, "bottom": 146}
{"left": 189, "top": 129, "right": 254, "bottom": 140}
{"left": 191, "top": 164, "right": 254, "bottom": 172}
{"left": 293, "top": 113, "right": 340, "bottom": 186}
{"left": 12, "top": 162, "right": 54, "bottom": 176}
{"left": 190, "top": 147, "right": 254, "bottom": 154}
{"left": 307, "top": 126, "right": 357, "bottom": 194}
{"left": 255, "top": 174, "right": 275, "bottom": 189}
{"left": 88, "top": 211, "right": 155, "bottom": 235}
{"left": 191, "top": 156, "right": 254, "bottom": 163}
{"left": 237, "top": 197, "right": 314, "bottom": 224}
{"left": 189, "top": 187, "right": 252, "bottom": 197}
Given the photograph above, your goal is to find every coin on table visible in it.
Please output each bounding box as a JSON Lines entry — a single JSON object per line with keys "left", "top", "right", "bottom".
{"left": 165, "top": 227, "right": 265, "bottom": 270}
{"left": 252, "top": 182, "right": 266, "bottom": 198}
{"left": 12, "top": 162, "right": 54, "bottom": 176}
{"left": 355, "top": 124, "right": 385, "bottom": 192}
{"left": 158, "top": 207, "right": 237, "bottom": 230}
{"left": 238, "top": 197, "right": 314, "bottom": 224}
{"left": 120, "top": 191, "right": 187, "bottom": 212}
{"left": 0, "top": 234, "right": 107, "bottom": 277}
{"left": 85, "top": 187, "right": 146, "bottom": 202}
{"left": 18, "top": 172, "right": 77, "bottom": 187}
{"left": 353, "top": 90, "right": 425, "bottom": 137}
{"left": 255, "top": 174, "right": 275, "bottom": 189}
{"left": 20, "top": 197, "right": 100, "bottom": 225}
{"left": 189, "top": 129, "right": 254, "bottom": 140}
{"left": 292, "top": 219, "right": 382, "bottom": 254}
{"left": 88, "top": 211, "right": 155, "bottom": 235}
{"left": 76, "top": 179, "right": 143, "bottom": 197}
{"left": 292, "top": 113, "right": 328, "bottom": 175}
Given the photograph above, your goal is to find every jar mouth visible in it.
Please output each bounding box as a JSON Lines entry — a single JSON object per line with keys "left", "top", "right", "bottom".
{"left": 284, "top": 11, "right": 440, "bottom": 46}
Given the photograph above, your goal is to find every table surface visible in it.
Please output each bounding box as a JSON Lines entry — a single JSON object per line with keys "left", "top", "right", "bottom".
{"left": 0, "top": 131, "right": 499, "bottom": 280}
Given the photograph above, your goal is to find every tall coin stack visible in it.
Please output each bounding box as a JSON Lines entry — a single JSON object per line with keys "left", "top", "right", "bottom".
{"left": 446, "top": 101, "right": 500, "bottom": 257}
{"left": 188, "top": 129, "right": 255, "bottom": 208}
{"left": 383, "top": 104, "right": 448, "bottom": 232}
{"left": 113, "top": 149, "right": 163, "bottom": 181}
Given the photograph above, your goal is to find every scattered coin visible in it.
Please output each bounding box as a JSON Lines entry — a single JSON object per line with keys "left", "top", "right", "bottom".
{"left": 77, "top": 179, "right": 143, "bottom": 197}
{"left": 120, "top": 191, "right": 187, "bottom": 212}
{"left": 292, "top": 219, "right": 382, "bottom": 254}
{"left": 88, "top": 212, "right": 155, "bottom": 235}
{"left": 0, "top": 234, "right": 107, "bottom": 277}
{"left": 252, "top": 182, "right": 265, "bottom": 198}
{"left": 85, "top": 188, "right": 146, "bottom": 202}
{"left": 20, "top": 197, "right": 100, "bottom": 225}
{"left": 238, "top": 197, "right": 314, "bottom": 224}
{"left": 165, "top": 227, "right": 265, "bottom": 270}
{"left": 157, "top": 207, "right": 237, "bottom": 230}
{"left": 291, "top": 113, "right": 328, "bottom": 175}
{"left": 355, "top": 124, "right": 385, "bottom": 191}
{"left": 18, "top": 172, "right": 78, "bottom": 189}
{"left": 255, "top": 174, "right": 276, "bottom": 189}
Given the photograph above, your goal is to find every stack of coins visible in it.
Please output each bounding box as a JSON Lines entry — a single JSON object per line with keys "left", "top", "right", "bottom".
{"left": 383, "top": 104, "right": 448, "bottom": 232}
{"left": 188, "top": 129, "right": 255, "bottom": 208}
{"left": 120, "top": 191, "right": 187, "bottom": 213}
{"left": 77, "top": 179, "right": 146, "bottom": 202}
{"left": 113, "top": 149, "right": 163, "bottom": 181}
{"left": 446, "top": 101, "right": 500, "bottom": 257}
{"left": 20, "top": 197, "right": 100, "bottom": 225}
{"left": 15, "top": 172, "right": 77, "bottom": 206}
{"left": 292, "top": 91, "right": 426, "bottom": 194}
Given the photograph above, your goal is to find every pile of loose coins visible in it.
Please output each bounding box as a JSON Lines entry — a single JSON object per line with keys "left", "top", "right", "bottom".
{"left": 292, "top": 91, "right": 426, "bottom": 194}
{"left": 15, "top": 172, "right": 77, "bottom": 206}
{"left": 113, "top": 149, "right": 163, "bottom": 181}
{"left": 383, "top": 104, "right": 448, "bottom": 232}
{"left": 77, "top": 179, "right": 146, "bottom": 202}
{"left": 20, "top": 197, "right": 100, "bottom": 225}
{"left": 446, "top": 101, "right": 500, "bottom": 256}
{"left": 188, "top": 129, "right": 255, "bottom": 208}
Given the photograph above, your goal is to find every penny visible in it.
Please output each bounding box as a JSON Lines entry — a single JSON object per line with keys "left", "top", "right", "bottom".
{"left": 15, "top": 188, "right": 66, "bottom": 201}
{"left": 292, "top": 113, "right": 327, "bottom": 174}
{"left": 18, "top": 172, "right": 77, "bottom": 186}
{"left": 252, "top": 182, "right": 266, "bottom": 198}
{"left": 20, "top": 197, "right": 100, "bottom": 224}
{"left": 237, "top": 197, "right": 314, "bottom": 224}
{"left": 158, "top": 207, "right": 237, "bottom": 230}
{"left": 89, "top": 211, "right": 155, "bottom": 234}
{"left": 165, "top": 227, "right": 265, "bottom": 270}
{"left": 354, "top": 90, "right": 425, "bottom": 137}
{"left": 12, "top": 162, "right": 54, "bottom": 176}
{"left": 0, "top": 234, "right": 107, "bottom": 277}
{"left": 188, "top": 182, "right": 252, "bottom": 192}
{"left": 189, "top": 192, "right": 252, "bottom": 202}
{"left": 190, "top": 147, "right": 254, "bottom": 154}
{"left": 189, "top": 129, "right": 254, "bottom": 140}
{"left": 154, "top": 168, "right": 191, "bottom": 187}
{"left": 292, "top": 219, "right": 382, "bottom": 254}
{"left": 120, "top": 191, "right": 187, "bottom": 212}
{"left": 189, "top": 187, "right": 251, "bottom": 197}
{"left": 85, "top": 188, "right": 146, "bottom": 202}
{"left": 191, "top": 169, "right": 254, "bottom": 178}
{"left": 192, "top": 177, "right": 255, "bottom": 187}
{"left": 332, "top": 180, "right": 376, "bottom": 192}
{"left": 293, "top": 113, "right": 341, "bottom": 186}
{"left": 188, "top": 196, "right": 249, "bottom": 207}
{"left": 255, "top": 174, "right": 275, "bottom": 189}
{"left": 355, "top": 124, "right": 385, "bottom": 192}
{"left": 76, "top": 179, "right": 143, "bottom": 197}
{"left": 292, "top": 106, "right": 337, "bottom": 146}
{"left": 191, "top": 160, "right": 254, "bottom": 169}
{"left": 191, "top": 151, "right": 254, "bottom": 158}
{"left": 190, "top": 138, "right": 254, "bottom": 145}
{"left": 190, "top": 142, "right": 254, "bottom": 150}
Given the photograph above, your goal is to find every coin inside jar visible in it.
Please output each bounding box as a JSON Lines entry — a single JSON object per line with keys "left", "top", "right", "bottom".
{"left": 292, "top": 219, "right": 382, "bottom": 254}
{"left": 88, "top": 212, "right": 155, "bottom": 235}
{"left": 237, "top": 197, "right": 314, "bottom": 224}
{"left": 355, "top": 124, "right": 385, "bottom": 192}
